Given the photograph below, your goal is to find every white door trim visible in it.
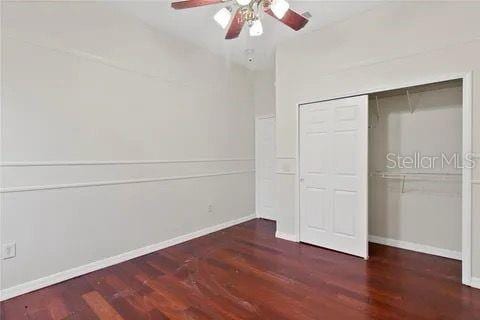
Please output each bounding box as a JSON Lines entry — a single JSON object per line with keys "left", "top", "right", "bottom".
{"left": 462, "top": 72, "right": 473, "bottom": 286}
{"left": 294, "top": 72, "right": 473, "bottom": 286}
{"left": 255, "top": 114, "right": 276, "bottom": 220}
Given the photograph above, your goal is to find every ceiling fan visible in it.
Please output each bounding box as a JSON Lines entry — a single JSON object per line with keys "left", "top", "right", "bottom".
{"left": 171, "top": 0, "right": 309, "bottom": 39}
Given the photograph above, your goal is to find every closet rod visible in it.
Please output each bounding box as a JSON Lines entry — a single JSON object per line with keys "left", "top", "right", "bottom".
{"left": 370, "top": 172, "right": 461, "bottom": 182}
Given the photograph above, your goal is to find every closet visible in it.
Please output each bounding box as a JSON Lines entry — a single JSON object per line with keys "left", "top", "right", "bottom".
{"left": 368, "top": 79, "right": 463, "bottom": 259}
{"left": 299, "top": 78, "right": 465, "bottom": 275}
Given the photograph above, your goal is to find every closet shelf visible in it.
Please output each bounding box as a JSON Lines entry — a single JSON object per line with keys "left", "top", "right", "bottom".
{"left": 370, "top": 79, "right": 462, "bottom": 118}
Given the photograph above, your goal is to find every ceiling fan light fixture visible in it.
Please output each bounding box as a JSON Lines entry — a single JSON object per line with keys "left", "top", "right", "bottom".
{"left": 171, "top": 0, "right": 308, "bottom": 39}
{"left": 271, "top": 0, "right": 289, "bottom": 19}
{"left": 236, "top": 0, "right": 251, "bottom": 6}
{"left": 213, "top": 7, "right": 231, "bottom": 29}
{"left": 249, "top": 19, "right": 263, "bottom": 37}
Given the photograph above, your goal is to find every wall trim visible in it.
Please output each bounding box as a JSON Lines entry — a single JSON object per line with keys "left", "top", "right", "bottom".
{"left": 0, "top": 170, "right": 254, "bottom": 193}
{"left": 0, "top": 158, "right": 254, "bottom": 167}
{"left": 369, "top": 235, "right": 462, "bottom": 260}
{"left": 275, "top": 231, "right": 299, "bottom": 242}
{"left": 471, "top": 277, "right": 480, "bottom": 290}
{"left": 256, "top": 114, "right": 275, "bottom": 120}
{"left": 276, "top": 171, "right": 296, "bottom": 175}
{"left": 462, "top": 71, "right": 473, "bottom": 286}
{"left": 0, "top": 214, "right": 256, "bottom": 301}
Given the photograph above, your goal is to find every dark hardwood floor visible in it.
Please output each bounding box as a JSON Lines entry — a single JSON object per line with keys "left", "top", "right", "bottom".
{"left": 1, "top": 218, "right": 479, "bottom": 319}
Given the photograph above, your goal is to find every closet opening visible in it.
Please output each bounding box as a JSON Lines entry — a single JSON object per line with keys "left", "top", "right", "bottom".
{"left": 368, "top": 79, "right": 465, "bottom": 283}
{"left": 296, "top": 75, "right": 473, "bottom": 286}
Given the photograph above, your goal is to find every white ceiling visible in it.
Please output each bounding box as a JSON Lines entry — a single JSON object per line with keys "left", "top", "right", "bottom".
{"left": 112, "top": 1, "right": 380, "bottom": 70}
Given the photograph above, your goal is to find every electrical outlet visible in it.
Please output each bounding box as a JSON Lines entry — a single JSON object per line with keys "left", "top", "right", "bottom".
{"left": 2, "top": 242, "right": 16, "bottom": 260}
{"left": 208, "top": 204, "right": 213, "bottom": 214}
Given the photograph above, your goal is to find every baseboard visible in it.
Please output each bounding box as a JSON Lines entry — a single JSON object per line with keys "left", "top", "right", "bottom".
{"left": 255, "top": 210, "right": 277, "bottom": 221}
{"left": 0, "top": 214, "right": 256, "bottom": 301}
{"left": 471, "top": 277, "right": 480, "bottom": 289}
{"left": 369, "top": 235, "right": 462, "bottom": 260}
{"left": 256, "top": 214, "right": 277, "bottom": 222}
{"left": 275, "top": 231, "right": 299, "bottom": 242}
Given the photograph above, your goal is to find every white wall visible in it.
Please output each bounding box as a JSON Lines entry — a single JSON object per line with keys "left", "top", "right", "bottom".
{"left": 0, "top": 2, "right": 254, "bottom": 295}
{"left": 253, "top": 68, "right": 275, "bottom": 117}
{"left": 369, "top": 86, "right": 462, "bottom": 253}
{"left": 275, "top": 2, "right": 480, "bottom": 279}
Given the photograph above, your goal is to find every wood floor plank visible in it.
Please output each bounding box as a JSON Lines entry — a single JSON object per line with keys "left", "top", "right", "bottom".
{"left": 2, "top": 219, "right": 479, "bottom": 319}
{"left": 82, "top": 291, "right": 124, "bottom": 320}
{"left": 47, "top": 297, "right": 70, "bottom": 320}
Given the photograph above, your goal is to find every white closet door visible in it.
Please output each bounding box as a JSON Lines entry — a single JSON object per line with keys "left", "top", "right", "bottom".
{"left": 255, "top": 116, "right": 276, "bottom": 220}
{"left": 299, "top": 96, "right": 368, "bottom": 258}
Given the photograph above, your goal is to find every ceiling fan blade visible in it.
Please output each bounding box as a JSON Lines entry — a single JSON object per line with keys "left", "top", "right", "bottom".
{"left": 171, "top": 0, "right": 223, "bottom": 10}
{"left": 266, "top": 8, "right": 308, "bottom": 31}
{"left": 225, "top": 9, "right": 245, "bottom": 40}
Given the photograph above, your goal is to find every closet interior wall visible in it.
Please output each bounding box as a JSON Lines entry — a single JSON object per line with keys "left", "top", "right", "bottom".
{"left": 368, "top": 80, "right": 463, "bottom": 256}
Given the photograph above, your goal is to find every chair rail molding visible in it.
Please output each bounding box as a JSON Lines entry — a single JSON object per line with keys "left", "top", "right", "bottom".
{"left": 0, "top": 158, "right": 254, "bottom": 167}
{"left": 0, "top": 170, "right": 254, "bottom": 193}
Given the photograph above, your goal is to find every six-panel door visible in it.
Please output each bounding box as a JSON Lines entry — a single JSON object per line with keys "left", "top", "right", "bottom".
{"left": 299, "top": 96, "right": 368, "bottom": 258}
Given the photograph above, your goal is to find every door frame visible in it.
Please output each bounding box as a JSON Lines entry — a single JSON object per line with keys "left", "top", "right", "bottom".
{"left": 255, "top": 114, "right": 276, "bottom": 220}
{"left": 294, "top": 72, "right": 473, "bottom": 286}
